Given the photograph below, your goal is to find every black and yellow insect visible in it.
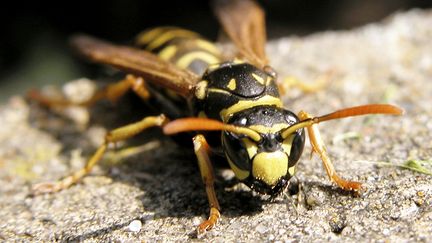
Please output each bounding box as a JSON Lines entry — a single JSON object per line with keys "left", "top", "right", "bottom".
{"left": 30, "top": 0, "right": 403, "bottom": 233}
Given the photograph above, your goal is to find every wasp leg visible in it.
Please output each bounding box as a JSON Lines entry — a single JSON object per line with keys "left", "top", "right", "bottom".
{"left": 278, "top": 70, "right": 333, "bottom": 95}
{"left": 298, "top": 111, "right": 362, "bottom": 191}
{"left": 88, "top": 74, "right": 151, "bottom": 104}
{"left": 193, "top": 134, "right": 221, "bottom": 234}
{"left": 31, "top": 114, "right": 167, "bottom": 195}
{"left": 28, "top": 74, "right": 151, "bottom": 108}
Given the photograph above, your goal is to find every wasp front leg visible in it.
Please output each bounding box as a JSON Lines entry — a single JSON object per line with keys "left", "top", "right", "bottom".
{"left": 32, "top": 114, "right": 167, "bottom": 195}
{"left": 298, "top": 111, "right": 362, "bottom": 191}
{"left": 193, "top": 134, "right": 221, "bottom": 234}
{"left": 28, "top": 74, "right": 151, "bottom": 108}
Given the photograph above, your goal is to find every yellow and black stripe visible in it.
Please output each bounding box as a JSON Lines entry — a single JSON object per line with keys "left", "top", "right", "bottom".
{"left": 136, "top": 27, "right": 302, "bottom": 195}
{"left": 136, "top": 27, "right": 222, "bottom": 76}
{"left": 192, "top": 61, "right": 281, "bottom": 122}
{"left": 189, "top": 60, "right": 306, "bottom": 195}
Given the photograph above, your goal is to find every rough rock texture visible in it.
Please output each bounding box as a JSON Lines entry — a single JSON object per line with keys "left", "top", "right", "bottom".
{"left": 1, "top": 10, "right": 431, "bottom": 242}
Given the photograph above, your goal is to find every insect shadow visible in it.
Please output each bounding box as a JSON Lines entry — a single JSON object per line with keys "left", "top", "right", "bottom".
{"left": 130, "top": 145, "right": 266, "bottom": 220}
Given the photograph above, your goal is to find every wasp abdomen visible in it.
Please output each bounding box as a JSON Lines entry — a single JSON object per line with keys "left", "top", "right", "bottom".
{"left": 136, "top": 27, "right": 222, "bottom": 76}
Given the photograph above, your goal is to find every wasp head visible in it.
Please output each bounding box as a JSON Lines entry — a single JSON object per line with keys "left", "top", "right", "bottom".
{"left": 164, "top": 102, "right": 402, "bottom": 196}
{"left": 222, "top": 106, "right": 305, "bottom": 196}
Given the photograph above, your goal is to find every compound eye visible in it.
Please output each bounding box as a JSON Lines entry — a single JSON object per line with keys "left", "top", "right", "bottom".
{"left": 288, "top": 129, "right": 306, "bottom": 167}
{"left": 222, "top": 132, "right": 251, "bottom": 171}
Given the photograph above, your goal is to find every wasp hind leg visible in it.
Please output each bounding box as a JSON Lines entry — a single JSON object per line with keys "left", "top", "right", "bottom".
{"left": 298, "top": 111, "right": 362, "bottom": 192}
{"left": 193, "top": 134, "right": 221, "bottom": 234}
{"left": 277, "top": 70, "right": 333, "bottom": 96}
{"left": 31, "top": 114, "right": 167, "bottom": 195}
{"left": 28, "top": 74, "right": 151, "bottom": 108}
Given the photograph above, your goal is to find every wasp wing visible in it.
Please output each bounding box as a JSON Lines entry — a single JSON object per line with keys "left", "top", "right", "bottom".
{"left": 71, "top": 35, "right": 199, "bottom": 97}
{"left": 213, "top": 0, "right": 268, "bottom": 68}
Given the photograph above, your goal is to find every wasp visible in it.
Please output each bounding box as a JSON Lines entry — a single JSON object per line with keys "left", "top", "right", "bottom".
{"left": 29, "top": 0, "right": 403, "bottom": 233}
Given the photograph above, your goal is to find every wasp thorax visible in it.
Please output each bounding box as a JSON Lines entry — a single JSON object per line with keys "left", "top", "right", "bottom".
{"left": 192, "top": 61, "right": 281, "bottom": 121}
{"left": 222, "top": 106, "right": 306, "bottom": 195}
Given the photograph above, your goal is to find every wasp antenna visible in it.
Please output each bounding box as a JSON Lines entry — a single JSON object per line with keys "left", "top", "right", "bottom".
{"left": 163, "top": 117, "right": 261, "bottom": 142}
{"left": 163, "top": 117, "right": 226, "bottom": 134}
{"left": 281, "top": 119, "right": 315, "bottom": 139}
{"left": 281, "top": 104, "right": 403, "bottom": 139}
{"left": 317, "top": 104, "right": 403, "bottom": 123}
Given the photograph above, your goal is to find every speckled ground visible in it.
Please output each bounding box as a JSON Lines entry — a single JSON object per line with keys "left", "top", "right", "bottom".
{"left": 1, "top": 9, "right": 431, "bottom": 242}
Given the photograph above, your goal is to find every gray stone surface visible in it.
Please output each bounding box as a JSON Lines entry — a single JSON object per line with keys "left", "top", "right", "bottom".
{"left": 1, "top": 9, "right": 432, "bottom": 242}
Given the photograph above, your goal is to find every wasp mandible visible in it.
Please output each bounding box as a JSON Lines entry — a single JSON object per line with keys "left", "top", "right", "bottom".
{"left": 29, "top": 0, "right": 403, "bottom": 233}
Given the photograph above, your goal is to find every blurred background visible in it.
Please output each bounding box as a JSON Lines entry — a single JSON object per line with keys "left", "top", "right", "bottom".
{"left": 1, "top": 0, "right": 431, "bottom": 102}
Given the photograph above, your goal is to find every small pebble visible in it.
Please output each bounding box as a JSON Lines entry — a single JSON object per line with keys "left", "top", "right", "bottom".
{"left": 192, "top": 217, "right": 202, "bottom": 226}
{"left": 63, "top": 78, "right": 97, "bottom": 103}
{"left": 255, "top": 224, "right": 267, "bottom": 234}
{"left": 417, "top": 190, "right": 425, "bottom": 197}
{"left": 127, "top": 219, "right": 142, "bottom": 233}
{"left": 329, "top": 213, "right": 346, "bottom": 234}
{"left": 268, "top": 234, "right": 275, "bottom": 241}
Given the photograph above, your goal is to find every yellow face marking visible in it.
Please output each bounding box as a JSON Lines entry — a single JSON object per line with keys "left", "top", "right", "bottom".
{"left": 227, "top": 78, "right": 237, "bottom": 91}
{"left": 195, "top": 80, "right": 208, "bottom": 100}
{"left": 227, "top": 156, "right": 250, "bottom": 180}
{"left": 252, "top": 151, "right": 288, "bottom": 186}
{"left": 146, "top": 29, "right": 199, "bottom": 50}
{"left": 220, "top": 95, "right": 283, "bottom": 122}
{"left": 243, "top": 138, "right": 258, "bottom": 159}
{"left": 158, "top": 45, "right": 177, "bottom": 61}
{"left": 176, "top": 51, "right": 220, "bottom": 69}
{"left": 252, "top": 73, "right": 265, "bottom": 85}
{"left": 248, "top": 124, "right": 289, "bottom": 134}
{"left": 195, "top": 39, "right": 220, "bottom": 55}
